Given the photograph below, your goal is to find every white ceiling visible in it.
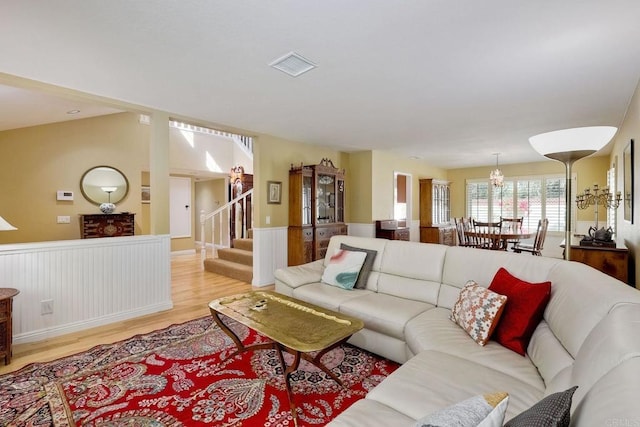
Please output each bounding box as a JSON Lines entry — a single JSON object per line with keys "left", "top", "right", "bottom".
{"left": 1, "top": 1, "right": 639, "bottom": 169}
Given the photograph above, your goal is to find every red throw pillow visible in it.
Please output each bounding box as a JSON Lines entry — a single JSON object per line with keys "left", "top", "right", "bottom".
{"left": 488, "top": 268, "right": 551, "bottom": 356}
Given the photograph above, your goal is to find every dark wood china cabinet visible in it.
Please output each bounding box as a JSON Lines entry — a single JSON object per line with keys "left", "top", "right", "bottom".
{"left": 288, "top": 158, "right": 347, "bottom": 265}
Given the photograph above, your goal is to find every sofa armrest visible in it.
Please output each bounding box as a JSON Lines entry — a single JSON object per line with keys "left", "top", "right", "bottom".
{"left": 274, "top": 260, "right": 324, "bottom": 289}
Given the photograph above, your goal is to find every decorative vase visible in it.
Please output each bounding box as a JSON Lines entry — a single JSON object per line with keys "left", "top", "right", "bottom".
{"left": 100, "top": 203, "right": 116, "bottom": 214}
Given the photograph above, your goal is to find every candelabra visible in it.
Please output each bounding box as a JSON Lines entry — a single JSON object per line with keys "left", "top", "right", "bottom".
{"left": 575, "top": 184, "right": 621, "bottom": 230}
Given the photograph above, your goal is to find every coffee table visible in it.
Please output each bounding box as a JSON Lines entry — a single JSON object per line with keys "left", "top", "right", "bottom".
{"left": 209, "top": 290, "right": 364, "bottom": 425}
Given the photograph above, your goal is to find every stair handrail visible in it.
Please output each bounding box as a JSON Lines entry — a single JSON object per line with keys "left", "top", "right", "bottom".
{"left": 200, "top": 188, "right": 254, "bottom": 261}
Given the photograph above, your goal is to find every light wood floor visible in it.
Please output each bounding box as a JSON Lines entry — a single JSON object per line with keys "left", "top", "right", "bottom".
{"left": 0, "top": 253, "right": 270, "bottom": 376}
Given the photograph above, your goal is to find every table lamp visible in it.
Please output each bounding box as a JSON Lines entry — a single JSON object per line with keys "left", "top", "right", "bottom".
{"left": 529, "top": 126, "right": 617, "bottom": 260}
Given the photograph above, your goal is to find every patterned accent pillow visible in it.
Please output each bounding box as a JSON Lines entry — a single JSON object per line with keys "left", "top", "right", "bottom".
{"left": 504, "top": 386, "right": 577, "bottom": 427}
{"left": 415, "top": 392, "right": 509, "bottom": 427}
{"left": 450, "top": 280, "right": 508, "bottom": 345}
{"left": 340, "top": 243, "right": 378, "bottom": 289}
{"left": 321, "top": 249, "right": 367, "bottom": 290}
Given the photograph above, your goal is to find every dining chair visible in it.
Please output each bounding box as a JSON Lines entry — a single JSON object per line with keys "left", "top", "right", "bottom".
{"left": 513, "top": 218, "right": 549, "bottom": 256}
{"left": 472, "top": 219, "right": 502, "bottom": 232}
{"left": 500, "top": 217, "right": 524, "bottom": 249}
{"left": 472, "top": 227, "right": 505, "bottom": 250}
{"left": 470, "top": 219, "right": 504, "bottom": 250}
{"left": 454, "top": 217, "right": 475, "bottom": 247}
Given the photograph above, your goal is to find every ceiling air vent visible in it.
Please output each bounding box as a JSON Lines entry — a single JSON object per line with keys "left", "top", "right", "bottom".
{"left": 269, "top": 52, "right": 317, "bottom": 77}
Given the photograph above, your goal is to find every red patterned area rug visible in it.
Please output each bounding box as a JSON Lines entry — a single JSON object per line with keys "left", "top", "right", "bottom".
{"left": 0, "top": 316, "right": 398, "bottom": 426}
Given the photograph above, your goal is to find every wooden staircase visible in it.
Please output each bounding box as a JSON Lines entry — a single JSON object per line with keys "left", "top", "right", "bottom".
{"left": 203, "top": 233, "right": 253, "bottom": 283}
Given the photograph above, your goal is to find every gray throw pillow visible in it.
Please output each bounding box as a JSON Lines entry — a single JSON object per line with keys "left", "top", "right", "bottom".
{"left": 504, "top": 386, "right": 577, "bottom": 427}
{"left": 340, "top": 243, "right": 377, "bottom": 289}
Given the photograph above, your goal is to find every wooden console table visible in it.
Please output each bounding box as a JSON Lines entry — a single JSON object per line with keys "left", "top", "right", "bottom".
{"left": 375, "top": 220, "right": 410, "bottom": 241}
{"left": 80, "top": 213, "right": 135, "bottom": 238}
{"left": 0, "top": 288, "right": 19, "bottom": 365}
{"left": 561, "top": 237, "right": 629, "bottom": 284}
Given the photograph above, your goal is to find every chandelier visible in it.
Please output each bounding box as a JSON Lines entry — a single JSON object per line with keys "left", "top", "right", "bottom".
{"left": 489, "top": 153, "right": 504, "bottom": 187}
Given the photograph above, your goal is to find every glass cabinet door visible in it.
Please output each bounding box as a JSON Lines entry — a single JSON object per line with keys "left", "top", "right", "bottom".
{"left": 316, "top": 174, "right": 335, "bottom": 223}
{"left": 336, "top": 178, "right": 345, "bottom": 223}
{"left": 303, "top": 175, "right": 312, "bottom": 225}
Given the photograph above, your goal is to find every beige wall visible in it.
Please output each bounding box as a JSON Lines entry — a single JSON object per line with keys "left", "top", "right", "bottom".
{"left": 371, "top": 151, "right": 447, "bottom": 223}
{"left": 253, "top": 134, "right": 345, "bottom": 228}
{"left": 195, "top": 178, "right": 227, "bottom": 243}
{"left": 446, "top": 156, "right": 611, "bottom": 222}
{"left": 0, "top": 112, "right": 149, "bottom": 243}
{"left": 609, "top": 79, "right": 640, "bottom": 287}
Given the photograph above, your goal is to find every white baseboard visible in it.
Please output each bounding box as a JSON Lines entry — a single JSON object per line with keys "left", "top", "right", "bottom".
{"left": 14, "top": 301, "right": 174, "bottom": 345}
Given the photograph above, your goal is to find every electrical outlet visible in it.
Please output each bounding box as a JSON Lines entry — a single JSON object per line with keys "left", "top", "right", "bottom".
{"left": 57, "top": 216, "right": 71, "bottom": 224}
{"left": 41, "top": 299, "right": 53, "bottom": 315}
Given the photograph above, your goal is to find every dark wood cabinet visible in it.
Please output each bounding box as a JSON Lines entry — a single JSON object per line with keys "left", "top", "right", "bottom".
{"left": 80, "top": 213, "right": 135, "bottom": 238}
{"left": 419, "top": 178, "right": 455, "bottom": 246}
{"left": 564, "top": 237, "right": 629, "bottom": 284}
{"left": 375, "top": 220, "right": 410, "bottom": 241}
{"left": 288, "top": 159, "right": 347, "bottom": 265}
{"left": 0, "top": 288, "right": 19, "bottom": 365}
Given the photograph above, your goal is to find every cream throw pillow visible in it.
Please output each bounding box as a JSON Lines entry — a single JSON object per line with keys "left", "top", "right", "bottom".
{"left": 321, "top": 249, "right": 367, "bottom": 290}
{"left": 415, "top": 392, "right": 509, "bottom": 427}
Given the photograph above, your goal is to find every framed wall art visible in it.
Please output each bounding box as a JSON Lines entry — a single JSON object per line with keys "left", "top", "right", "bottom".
{"left": 267, "top": 181, "right": 282, "bottom": 204}
{"left": 141, "top": 186, "right": 151, "bottom": 204}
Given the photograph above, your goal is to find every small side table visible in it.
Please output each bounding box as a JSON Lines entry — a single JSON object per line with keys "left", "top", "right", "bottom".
{"left": 0, "top": 288, "right": 19, "bottom": 365}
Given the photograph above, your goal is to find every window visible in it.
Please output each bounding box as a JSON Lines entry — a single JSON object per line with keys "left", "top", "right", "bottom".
{"left": 466, "top": 174, "right": 576, "bottom": 233}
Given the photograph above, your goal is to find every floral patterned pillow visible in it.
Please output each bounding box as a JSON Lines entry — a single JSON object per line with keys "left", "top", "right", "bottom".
{"left": 450, "top": 280, "right": 508, "bottom": 345}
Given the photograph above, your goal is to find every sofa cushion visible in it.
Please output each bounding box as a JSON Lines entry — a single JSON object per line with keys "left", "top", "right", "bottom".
{"left": 504, "top": 386, "right": 577, "bottom": 427}
{"left": 440, "top": 247, "right": 561, "bottom": 305}
{"left": 366, "top": 350, "right": 543, "bottom": 422}
{"left": 526, "top": 321, "right": 574, "bottom": 388}
{"left": 339, "top": 293, "right": 433, "bottom": 340}
{"left": 293, "top": 282, "right": 373, "bottom": 312}
{"left": 450, "top": 281, "right": 507, "bottom": 345}
{"left": 488, "top": 267, "right": 551, "bottom": 356}
{"left": 274, "top": 259, "right": 324, "bottom": 291}
{"left": 405, "top": 308, "right": 546, "bottom": 390}
{"left": 544, "top": 261, "right": 640, "bottom": 358}
{"left": 415, "top": 392, "right": 509, "bottom": 427}
{"left": 326, "top": 399, "right": 415, "bottom": 427}
{"left": 569, "top": 303, "right": 640, "bottom": 408}
{"left": 340, "top": 243, "right": 378, "bottom": 289}
{"left": 321, "top": 249, "right": 367, "bottom": 289}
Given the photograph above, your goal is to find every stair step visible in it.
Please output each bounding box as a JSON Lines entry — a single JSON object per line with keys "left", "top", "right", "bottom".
{"left": 203, "top": 258, "right": 252, "bottom": 283}
{"left": 217, "top": 247, "right": 253, "bottom": 266}
{"left": 233, "top": 238, "right": 253, "bottom": 252}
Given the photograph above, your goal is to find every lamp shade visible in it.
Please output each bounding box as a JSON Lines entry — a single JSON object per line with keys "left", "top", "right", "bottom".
{"left": 0, "top": 215, "right": 17, "bottom": 231}
{"left": 529, "top": 126, "right": 617, "bottom": 161}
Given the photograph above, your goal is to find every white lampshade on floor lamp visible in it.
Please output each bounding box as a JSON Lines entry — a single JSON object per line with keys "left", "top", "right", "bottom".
{"left": 0, "top": 216, "right": 17, "bottom": 231}
{"left": 529, "top": 126, "right": 617, "bottom": 260}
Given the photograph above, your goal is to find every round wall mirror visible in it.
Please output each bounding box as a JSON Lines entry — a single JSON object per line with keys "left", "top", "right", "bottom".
{"left": 80, "top": 166, "right": 129, "bottom": 205}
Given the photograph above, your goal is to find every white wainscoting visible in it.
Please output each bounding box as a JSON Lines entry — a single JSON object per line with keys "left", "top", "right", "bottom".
{"left": 252, "top": 226, "right": 288, "bottom": 287}
{"left": 0, "top": 235, "right": 172, "bottom": 344}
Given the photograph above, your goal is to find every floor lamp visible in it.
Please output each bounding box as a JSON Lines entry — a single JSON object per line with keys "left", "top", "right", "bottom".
{"left": 0, "top": 216, "right": 17, "bottom": 232}
{"left": 529, "top": 126, "right": 617, "bottom": 261}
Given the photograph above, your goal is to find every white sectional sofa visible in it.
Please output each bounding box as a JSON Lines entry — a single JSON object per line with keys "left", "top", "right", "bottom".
{"left": 274, "top": 235, "right": 640, "bottom": 426}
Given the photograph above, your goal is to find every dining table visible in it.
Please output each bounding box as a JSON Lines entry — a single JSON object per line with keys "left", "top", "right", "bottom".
{"left": 464, "top": 229, "right": 534, "bottom": 250}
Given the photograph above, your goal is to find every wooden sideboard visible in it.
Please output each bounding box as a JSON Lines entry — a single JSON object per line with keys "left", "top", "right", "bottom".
{"left": 562, "top": 237, "right": 629, "bottom": 284}
{"left": 80, "top": 213, "right": 135, "bottom": 238}
{"left": 375, "top": 220, "right": 410, "bottom": 241}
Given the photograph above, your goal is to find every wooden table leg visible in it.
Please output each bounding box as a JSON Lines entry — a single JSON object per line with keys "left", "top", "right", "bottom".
{"left": 209, "top": 309, "right": 275, "bottom": 359}
{"left": 275, "top": 343, "right": 301, "bottom": 427}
